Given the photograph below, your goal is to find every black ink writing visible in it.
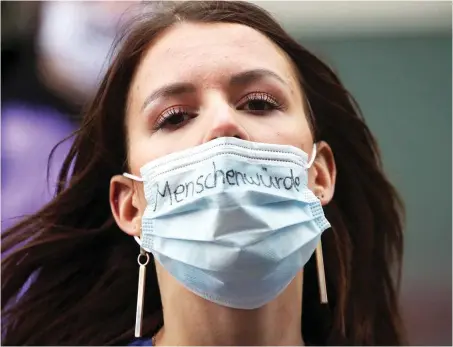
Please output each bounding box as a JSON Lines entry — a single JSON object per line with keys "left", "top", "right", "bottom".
{"left": 152, "top": 161, "right": 301, "bottom": 211}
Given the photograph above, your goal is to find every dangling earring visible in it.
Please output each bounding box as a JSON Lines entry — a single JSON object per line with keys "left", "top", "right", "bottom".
{"left": 315, "top": 241, "right": 328, "bottom": 304}
{"left": 316, "top": 194, "right": 328, "bottom": 304}
{"left": 134, "top": 222, "right": 150, "bottom": 337}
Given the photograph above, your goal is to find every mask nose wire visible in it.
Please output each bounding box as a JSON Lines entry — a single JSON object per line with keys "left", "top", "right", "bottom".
{"left": 307, "top": 143, "right": 317, "bottom": 169}
{"left": 124, "top": 144, "right": 317, "bottom": 178}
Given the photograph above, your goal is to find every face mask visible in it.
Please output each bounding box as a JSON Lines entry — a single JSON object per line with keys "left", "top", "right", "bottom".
{"left": 124, "top": 137, "right": 330, "bottom": 309}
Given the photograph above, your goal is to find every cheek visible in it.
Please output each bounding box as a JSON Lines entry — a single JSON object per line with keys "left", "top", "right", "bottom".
{"left": 127, "top": 131, "right": 166, "bottom": 176}
{"left": 128, "top": 134, "right": 200, "bottom": 178}
{"left": 251, "top": 113, "right": 313, "bottom": 153}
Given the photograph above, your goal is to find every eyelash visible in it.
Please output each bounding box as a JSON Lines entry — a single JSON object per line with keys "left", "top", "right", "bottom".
{"left": 240, "top": 92, "right": 282, "bottom": 113}
{"left": 153, "top": 106, "right": 192, "bottom": 131}
{"left": 153, "top": 92, "right": 283, "bottom": 131}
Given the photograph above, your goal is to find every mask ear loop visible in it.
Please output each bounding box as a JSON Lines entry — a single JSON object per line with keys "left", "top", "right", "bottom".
{"left": 307, "top": 143, "right": 317, "bottom": 169}
{"left": 124, "top": 172, "right": 144, "bottom": 182}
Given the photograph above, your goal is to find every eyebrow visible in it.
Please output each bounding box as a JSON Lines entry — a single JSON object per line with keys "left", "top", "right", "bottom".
{"left": 229, "top": 69, "right": 289, "bottom": 89}
{"left": 141, "top": 69, "right": 289, "bottom": 111}
{"left": 142, "top": 83, "right": 196, "bottom": 111}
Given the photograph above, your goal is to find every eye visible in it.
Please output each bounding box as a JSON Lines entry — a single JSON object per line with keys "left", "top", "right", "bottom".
{"left": 238, "top": 92, "right": 283, "bottom": 114}
{"left": 153, "top": 107, "right": 196, "bottom": 131}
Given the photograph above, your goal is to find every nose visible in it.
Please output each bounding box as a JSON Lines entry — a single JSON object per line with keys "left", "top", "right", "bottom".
{"left": 202, "top": 97, "right": 250, "bottom": 143}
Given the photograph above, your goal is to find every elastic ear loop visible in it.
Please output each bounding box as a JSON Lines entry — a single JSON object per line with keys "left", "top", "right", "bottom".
{"left": 123, "top": 172, "right": 144, "bottom": 182}
{"left": 307, "top": 143, "right": 317, "bottom": 169}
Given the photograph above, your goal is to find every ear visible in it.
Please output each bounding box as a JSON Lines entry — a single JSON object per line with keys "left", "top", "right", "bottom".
{"left": 309, "top": 141, "right": 336, "bottom": 206}
{"left": 109, "top": 175, "right": 143, "bottom": 236}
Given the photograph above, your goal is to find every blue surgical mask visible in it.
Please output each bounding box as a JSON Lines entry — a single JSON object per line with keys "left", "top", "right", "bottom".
{"left": 124, "top": 137, "right": 330, "bottom": 309}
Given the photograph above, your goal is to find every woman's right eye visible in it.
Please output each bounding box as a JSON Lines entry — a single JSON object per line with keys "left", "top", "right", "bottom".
{"left": 153, "top": 107, "right": 195, "bottom": 131}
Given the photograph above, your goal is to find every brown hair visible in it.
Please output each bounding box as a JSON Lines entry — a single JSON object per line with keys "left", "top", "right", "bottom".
{"left": 1, "top": 1, "right": 406, "bottom": 345}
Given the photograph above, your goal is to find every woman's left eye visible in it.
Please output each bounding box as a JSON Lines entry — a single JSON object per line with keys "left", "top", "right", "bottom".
{"left": 238, "top": 92, "right": 282, "bottom": 114}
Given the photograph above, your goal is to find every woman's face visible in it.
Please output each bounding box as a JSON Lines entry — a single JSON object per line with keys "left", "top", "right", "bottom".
{"left": 126, "top": 22, "right": 313, "bottom": 183}
{"left": 113, "top": 21, "right": 335, "bottom": 229}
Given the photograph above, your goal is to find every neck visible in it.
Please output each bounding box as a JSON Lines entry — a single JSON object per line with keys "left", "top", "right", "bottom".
{"left": 155, "top": 270, "right": 304, "bottom": 346}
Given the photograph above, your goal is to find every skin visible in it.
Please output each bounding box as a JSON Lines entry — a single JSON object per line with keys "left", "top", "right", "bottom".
{"left": 110, "top": 22, "right": 336, "bottom": 346}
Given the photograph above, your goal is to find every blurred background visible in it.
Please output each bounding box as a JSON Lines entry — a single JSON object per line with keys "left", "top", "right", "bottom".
{"left": 1, "top": 1, "right": 451, "bottom": 345}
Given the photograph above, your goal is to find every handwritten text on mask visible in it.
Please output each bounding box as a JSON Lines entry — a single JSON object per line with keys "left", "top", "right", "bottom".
{"left": 150, "top": 161, "right": 302, "bottom": 211}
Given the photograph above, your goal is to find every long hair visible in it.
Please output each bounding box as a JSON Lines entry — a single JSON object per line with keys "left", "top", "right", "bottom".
{"left": 1, "top": 2, "right": 406, "bottom": 345}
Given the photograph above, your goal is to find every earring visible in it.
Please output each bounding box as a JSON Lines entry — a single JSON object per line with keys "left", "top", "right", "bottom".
{"left": 316, "top": 194, "right": 328, "bottom": 304}
{"left": 315, "top": 241, "right": 328, "bottom": 304}
{"left": 135, "top": 222, "right": 150, "bottom": 337}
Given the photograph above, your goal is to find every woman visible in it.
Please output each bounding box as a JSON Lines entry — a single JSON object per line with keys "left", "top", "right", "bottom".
{"left": 1, "top": 1, "right": 406, "bottom": 345}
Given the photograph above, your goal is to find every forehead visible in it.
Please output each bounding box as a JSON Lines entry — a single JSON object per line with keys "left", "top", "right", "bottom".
{"left": 129, "top": 22, "right": 299, "bottom": 103}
